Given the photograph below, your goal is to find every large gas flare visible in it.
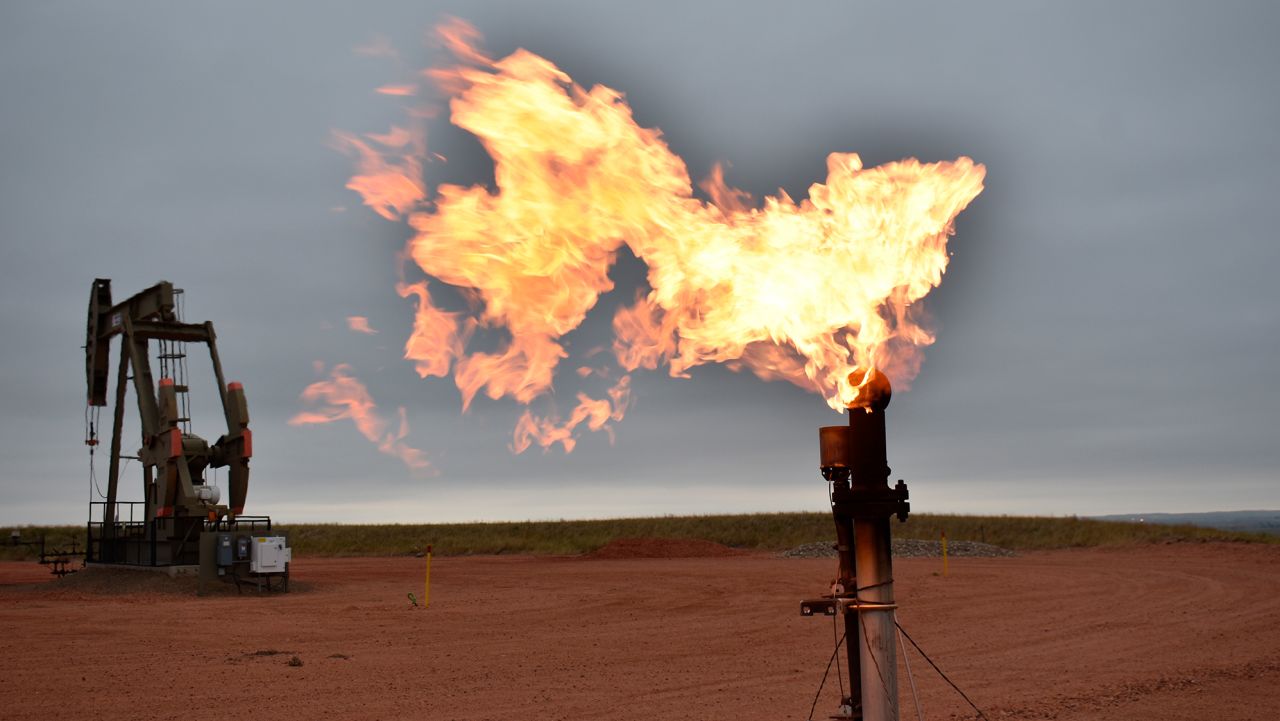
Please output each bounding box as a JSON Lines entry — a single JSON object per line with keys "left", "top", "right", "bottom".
{"left": 333, "top": 19, "right": 985, "bottom": 455}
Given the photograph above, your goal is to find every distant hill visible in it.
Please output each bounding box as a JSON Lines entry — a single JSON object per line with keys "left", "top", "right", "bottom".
{"left": 1091, "top": 510, "right": 1280, "bottom": 536}
{"left": 4, "top": 512, "right": 1275, "bottom": 561}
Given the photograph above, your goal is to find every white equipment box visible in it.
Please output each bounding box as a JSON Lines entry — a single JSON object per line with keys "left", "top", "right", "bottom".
{"left": 249, "top": 536, "right": 292, "bottom": 574}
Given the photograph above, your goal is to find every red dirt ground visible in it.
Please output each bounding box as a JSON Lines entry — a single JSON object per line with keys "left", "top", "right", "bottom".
{"left": 1, "top": 541, "right": 1277, "bottom": 720}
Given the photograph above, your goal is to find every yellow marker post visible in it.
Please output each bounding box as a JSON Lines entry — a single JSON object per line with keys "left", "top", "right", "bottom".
{"left": 424, "top": 544, "right": 433, "bottom": 608}
{"left": 941, "top": 530, "right": 949, "bottom": 576}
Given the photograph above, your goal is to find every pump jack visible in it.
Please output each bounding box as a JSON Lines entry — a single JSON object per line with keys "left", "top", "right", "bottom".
{"left": 84, "top": 278, "right": 279, "bottom": 573}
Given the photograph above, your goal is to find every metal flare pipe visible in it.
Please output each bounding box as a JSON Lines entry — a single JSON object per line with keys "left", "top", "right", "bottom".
{"left": 814, "top": 369, "right": 909, "bottom": 721}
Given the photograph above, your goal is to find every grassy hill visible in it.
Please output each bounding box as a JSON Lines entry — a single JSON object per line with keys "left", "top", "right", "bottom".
{"left": 4, "top": 512, "right": 1274, "bottom": 561}
{"left": 1092, "top": 510, "right": 1280, "bottom": 536}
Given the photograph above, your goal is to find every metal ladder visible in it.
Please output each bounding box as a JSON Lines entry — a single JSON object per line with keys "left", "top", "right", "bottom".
{"left": 156, "top": 288, "right": 193, "bottom": 437}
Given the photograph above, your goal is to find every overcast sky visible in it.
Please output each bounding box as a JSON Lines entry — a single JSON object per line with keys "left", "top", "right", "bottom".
{"left": 2, "top": 2, "right": 1277, "bottom": 525}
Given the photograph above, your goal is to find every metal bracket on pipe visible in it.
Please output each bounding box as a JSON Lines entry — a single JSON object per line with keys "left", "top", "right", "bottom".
{"left": 831, "top": 479, "right": 911, "bottom": 522}
{"left": 800, "top": 597, "right": 899, "bottom": 617}
{"left": 800, "top": 598, "right": 838, "bottom": 616}
{"left": 842, "top": 600, "right": 898, "bottom": 612}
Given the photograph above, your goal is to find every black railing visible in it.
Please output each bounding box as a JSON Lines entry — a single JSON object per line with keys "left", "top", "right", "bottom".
{"left": 207, "top": 515, "right": 272, "bottom": 533}
{"left": 87, "top": 502, "right": 153, "bottom": 565}
{"left": 87, "top": 502, "right": 274, "bottom": 567}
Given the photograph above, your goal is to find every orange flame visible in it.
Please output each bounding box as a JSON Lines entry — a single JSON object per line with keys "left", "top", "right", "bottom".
{"left": 397, "top": 281, "right": 472, "bottom": 379}
{"left": 512, "top": 375, "right": 632, "bottom": 454}
{"left": 289, "top": 363, "right": 430, "bottom": 471}
{"left": 338, "top": 19, "right": 984, "bottom": 454}
{"left": 346, "top": 316, "right": 378, "bottom": 335}
{"left": 376, "top": 84, "right": 417, "bottom": 97}
{"left": 331, "top": 128, "right": 425, "bottom": 221}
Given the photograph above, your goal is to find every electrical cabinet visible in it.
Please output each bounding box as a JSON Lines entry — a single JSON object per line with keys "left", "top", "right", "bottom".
{"left": 249, "top": 535, "right": 291, "bottom": 574}
{"left": 216, "top": 533, "right": 233, "bottom": 566}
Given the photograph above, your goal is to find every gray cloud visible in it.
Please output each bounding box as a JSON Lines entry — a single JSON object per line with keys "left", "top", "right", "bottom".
{"left": 2, "top": 1, "right": 1277, "bottom": 524}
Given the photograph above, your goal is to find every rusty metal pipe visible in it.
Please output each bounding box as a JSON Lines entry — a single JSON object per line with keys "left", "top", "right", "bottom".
{"left": 815, "top": 368, "right": 904, "bottom": 721}
{"left": 847, "top": 371, "right": 899, "bottom": 721}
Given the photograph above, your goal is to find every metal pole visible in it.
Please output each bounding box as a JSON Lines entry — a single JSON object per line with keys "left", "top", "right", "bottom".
{"left": 853, "top": 516, "right": 898, "bottom": 721}
{"left": 105, "top": 350, "right": 129, "bottom": 539}
{"left": 845, "top": 372, "right": 903, "bottom": 721}
{"left": 813, "top": 369, "right": 909, "bottom": 721}
{"left": 832, "top": 475, "right": 863, "bottom": 714}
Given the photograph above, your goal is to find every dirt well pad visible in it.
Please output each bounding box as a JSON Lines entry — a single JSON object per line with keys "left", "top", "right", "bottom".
{"left": 1, "top": 542, "right": 1277, "bottom": 720}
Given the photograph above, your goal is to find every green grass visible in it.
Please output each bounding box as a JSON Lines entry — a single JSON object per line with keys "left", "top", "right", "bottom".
{"left": 0, "top": 525, "right": 84, "bottom": 562}
{"left": 3, "top": 512, "right": 1272, "bottom": 561}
